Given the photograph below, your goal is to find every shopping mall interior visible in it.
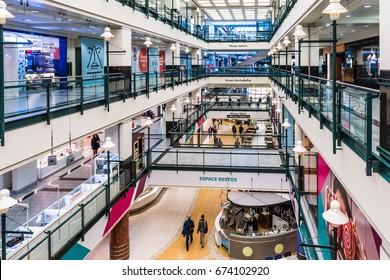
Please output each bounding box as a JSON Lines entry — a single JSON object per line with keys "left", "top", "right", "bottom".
{"left": 0, "top": 0, "right": 389, "bottom": 261}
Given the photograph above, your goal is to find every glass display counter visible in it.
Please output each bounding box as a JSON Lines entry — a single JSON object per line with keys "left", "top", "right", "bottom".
{"left": 1, "top": 174, "right": 108, "bottom": 259}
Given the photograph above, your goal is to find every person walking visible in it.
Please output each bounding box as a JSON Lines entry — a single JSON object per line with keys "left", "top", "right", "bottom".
{"left": 91, "top": 133, "right": 100, "bottom": 157}
{"left": 197, "top": 214, "right": 208, "bottom": 248}
{"left": 232, "top": 125, "right": 237, "bottom": 137}
{"left": 182, "top": 215, "right": 195, "bottom": 251}
{"left": 235, "top": 138, "right": 240, "bottom": 148}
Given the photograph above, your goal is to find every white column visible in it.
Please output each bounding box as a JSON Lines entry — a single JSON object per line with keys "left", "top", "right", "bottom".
{"left": 104, "top": 125, "right": 120, "bottom": 154}
{"left": 174, "top": 42, "right": 181, "bottom": 66}
{"left": 109, "top": 28, "right": 132, "bottom": 67}
{"left": 380, "top": 0, "right": 390, "bottom": 70}
{"left": 118, "top": 121, "right": 133, "bottom": 159}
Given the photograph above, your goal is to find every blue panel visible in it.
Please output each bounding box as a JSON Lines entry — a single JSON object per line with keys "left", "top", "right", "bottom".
{"left": 80, "top": 36, "right": 104, "bottom": 86}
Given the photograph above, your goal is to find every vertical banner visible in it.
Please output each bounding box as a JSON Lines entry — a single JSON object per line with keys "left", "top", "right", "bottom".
{"left": 81, "top": 36, "right": 104, "bottom": 86}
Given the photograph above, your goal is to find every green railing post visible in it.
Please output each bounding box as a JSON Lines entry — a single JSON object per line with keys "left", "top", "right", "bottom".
{"left": 170, "top": 2, "right": 174, "bottom": 29}
{"left": 133, "top": 73, "right": 136, "bottom": 99}
{"left": 46, "top": 81, "right": 51, "bottom": 125}
{"left": 332, "top": 20, "right": 337, "bottom": 154}
{"left": 46, "top": 230, "right": 52, "bottom": 260}
{"left": 176, "top": 149, "right": 178, "bottom": 173}
{"left": 146, "top": 0, "right": 150, "bottom": 18}
{"left": 366, "top": 92, "right": 373, "bottom": 176}
{"left": 80, "top": 203, "right": 85, "bottom": 241}
{"left": 155, "top": 71, "right": 158, "bottom": 92}
{"left": 337, "top": 87, "right": 342, "bottom": 147}
{"left": 319, "top": 83, "right": 324, "bottom": 129}
{"left": 0, "top": 24, "right": 4, "bottom": 146}
{"left": 298, "top": 39, "right": 302, "bottom": 114}
{"left": 80, "top": 77, "right": 84, "bottom": 115}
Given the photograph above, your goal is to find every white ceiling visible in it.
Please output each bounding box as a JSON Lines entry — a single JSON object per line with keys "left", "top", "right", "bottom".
{"left": 194, "top": 0, "right": 273, "bottom": 21}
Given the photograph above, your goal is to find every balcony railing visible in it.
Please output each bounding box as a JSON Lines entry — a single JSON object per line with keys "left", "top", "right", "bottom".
{"left": 270, "top": 68, "right": 389, "bottom": 182}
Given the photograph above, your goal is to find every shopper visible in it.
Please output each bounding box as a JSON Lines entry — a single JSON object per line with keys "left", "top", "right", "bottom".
{"left": 235, "top": 138, "right": 240, "bottom": 148}
{"left": 232, "top": 125, "right": 237, "bottom": 137}
{"left": 91, "top": 133, "right": 100, "bottom": 157}
{"left": 217, "top": 138, "right": 223, "bottom": 148}
{"left": 197, "top": 214, "right": 208, "bottom": 248}
{"left": 239, "top": 124, "right": 244, "bottom": 139}
{"left": 182, "top": 215, "right": 195, "bottom": 251}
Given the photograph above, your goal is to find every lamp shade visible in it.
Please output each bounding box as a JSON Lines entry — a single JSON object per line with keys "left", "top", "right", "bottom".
{"left": 100, "top": 27, "right": 114, "bottom": 41}
{"left": 196, "top": 92, "right": 201, "bottom": 98}
{"left": 322, "top": 200, "right": 348, "bottom": 227}
{"left": 170, "top": 104, "right": 177, "bottom": 112}
{"left": 0, "top": 189, "right": 17, "bottom": 214}
{"left": 203, "top": 51, "right": 208, "bottom": 57}
{"left": 322, "top": 0, "right": 348, "bottom": 21}
{"left": 282, "top": 36, "right": 291, "bottom": 47}
{"left": 293, "top": 25, "right": 307, "bottom": 39}
{"left": 196, "top": 7, "right": 201, "bottom": 13}
{"left": 281, "top": 119, "right": 291, "bottom": 129}
{"left": 275, "top": 107, "right": 282, "bottom": 114}
{"left": 170, "top": 43, "right": 176, "bottom": 51}
{"left": 183, "top": 97, "right": 191, "bottom": 104}
{"left": 0, "top": 1, "right": 14, "bottom": 19}
{"left": 276, "top": 42, "right": 284, "bottom": 51}
{"left": 272, "top": 99, "right": 277, "bottom": 105}
{"left": 145, "top": 117, "right": 154, "bottom": 127}
{"left": 293, "top": 140, "right": 307, "bottom": 155}
{"left": 101, "top": 137, "right": 116, "bottom": 151}
{"left": 184, "top": 47, "right": 190, "bottom": 54}
{"left": 144, "top": 37, "right": 153, "bottom": 47}
{"left": 196, "top": 49, "right": 201, "bottom": 55}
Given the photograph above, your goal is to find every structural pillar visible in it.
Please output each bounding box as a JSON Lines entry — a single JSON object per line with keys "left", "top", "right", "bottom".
{"left": 109, "top": 28, "right": 132, "bottom": 92}
{"left": 109, "top": 214, "right": 130, "bottom": 260}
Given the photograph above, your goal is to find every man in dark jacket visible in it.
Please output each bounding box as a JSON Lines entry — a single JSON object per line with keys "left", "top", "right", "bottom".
{"left": 197, "top": 214, "right": 208, "bottom": 248}
{"left": 182, "top": 215, "right": 195, "bottom": 251}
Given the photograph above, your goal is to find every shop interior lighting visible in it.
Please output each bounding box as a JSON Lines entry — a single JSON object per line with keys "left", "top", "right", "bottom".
{"left": 282, "top": 36, "right": 291, "bottom": 48}
{"left": 170, "top": 43, "right": 176, "bottom": 51}
{"left": 293, "top": 140, "right": 307, "bottom": 156}
{"left": 293, "top": 25, "right": 307, "bottom": 39}
{"left": 143, "top": 37, "right": 153, "bottom": 47}
{"left": 100, "top": 27, "right": 114, "bottom": 41}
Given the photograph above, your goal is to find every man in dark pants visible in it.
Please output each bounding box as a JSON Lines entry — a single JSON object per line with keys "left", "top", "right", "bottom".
{"left": 182, "top": 215, "right": 195, "bottom": 251}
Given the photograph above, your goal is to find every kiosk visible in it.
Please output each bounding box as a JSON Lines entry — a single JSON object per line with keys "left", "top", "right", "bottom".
{"left": 215, "top": 191, "right": 297, "bottom": 259}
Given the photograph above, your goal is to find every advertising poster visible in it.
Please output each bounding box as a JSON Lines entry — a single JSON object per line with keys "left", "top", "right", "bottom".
{"left": 81, "top": 36, "right": 104, "bottom": 86}
{"left": 317, "top": 153, "right": 381, "bottom": 259}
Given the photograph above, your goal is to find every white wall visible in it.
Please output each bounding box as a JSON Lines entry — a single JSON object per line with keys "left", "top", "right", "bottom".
{"left": 11, "top": 160, "right": 37, "bottom": 193}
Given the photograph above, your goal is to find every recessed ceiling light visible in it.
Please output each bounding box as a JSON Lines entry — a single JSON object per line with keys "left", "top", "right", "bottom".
{"left": 31, "top": 10, "right": 39, "bottom": 14}
{"left": 364, "top": 5, "right": 371, "bottom": 8}
{"left": 364, "top": 25, "right": 370, "bottom": 27}
{"left": 71, "top": 28, "right": 76, "bottom": 31}
{"left": 340, "top": 33, "right": 343, "bottom": 36}
{"left": 24, "top": 19, "right": 31, "bottom": 22}
{"left": 345, "top": 15, "right": 351, "bottom": 18}
{"left": 351, "top": 30, "right": 355, "bottom": 32}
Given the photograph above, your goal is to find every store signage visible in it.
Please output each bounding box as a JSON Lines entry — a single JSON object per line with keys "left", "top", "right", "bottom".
{"left": 199, "top": 176, "right": 237, "bottom": 182}
{"left": 229, "top": 44, "right": 248, "bottom": 48}
{"left": 224, "top": 78, "right": 252, "bottom": 82}
{"left": 227, "top": 114, "right": 250, "bottom": 118}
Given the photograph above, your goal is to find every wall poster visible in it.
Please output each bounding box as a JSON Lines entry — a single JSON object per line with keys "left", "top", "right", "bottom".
{"left": 317, "top": 153, "right": 381, "bottom": 260}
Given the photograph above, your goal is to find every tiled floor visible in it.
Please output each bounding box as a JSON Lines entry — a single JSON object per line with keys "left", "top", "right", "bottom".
{"left": 86, "top": 188, "right": 231, "bottom": 260}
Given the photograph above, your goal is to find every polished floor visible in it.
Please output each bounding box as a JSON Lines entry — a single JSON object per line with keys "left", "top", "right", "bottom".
{"left": 86, "top": 188, "right": 230, "bottom": 260}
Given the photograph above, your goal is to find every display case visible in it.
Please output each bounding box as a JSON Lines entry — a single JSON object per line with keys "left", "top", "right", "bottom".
{"left": 94, "top": 153, "right": 119, "bottom": 176}
{"left": 1, "top": 174, "right": 107, "bottom": 259}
